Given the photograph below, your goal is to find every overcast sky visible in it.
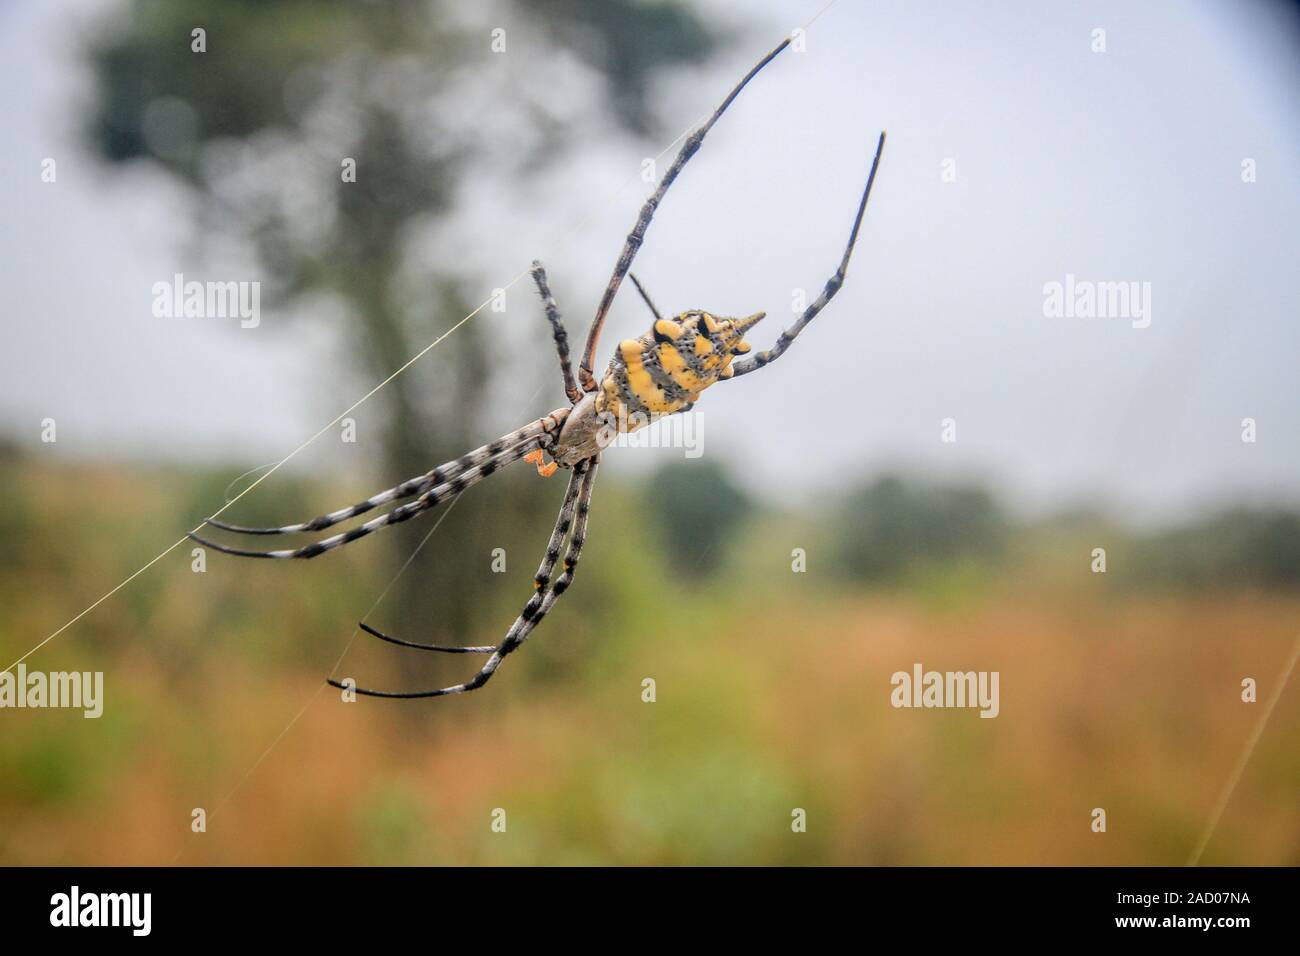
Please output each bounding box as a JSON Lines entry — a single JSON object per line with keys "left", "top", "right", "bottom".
{"left": 2, "top": 0, "right": 1297, "bottom": 526}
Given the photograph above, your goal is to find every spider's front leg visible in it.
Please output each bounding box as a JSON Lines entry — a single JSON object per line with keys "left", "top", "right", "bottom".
{"left": 331, "top": 456, "right": 599, "bottom": 699}
{"left": 732, "top": 131, "right": 886, "bottom": 378}
{"left": 577, "top": 38, "right": 795, "bottom": 391}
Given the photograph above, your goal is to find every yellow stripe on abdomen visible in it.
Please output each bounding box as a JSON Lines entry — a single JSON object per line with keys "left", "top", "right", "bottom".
{"left": 620, "top": 339, "right": 681, "bottom": 414}
{"left": 657, "top": 342, "right": 708, "bottom": 394}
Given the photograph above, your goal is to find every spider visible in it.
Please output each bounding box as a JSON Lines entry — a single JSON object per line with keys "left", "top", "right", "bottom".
{"left": 189, "top": 38, "right": 886, "bottom": 699}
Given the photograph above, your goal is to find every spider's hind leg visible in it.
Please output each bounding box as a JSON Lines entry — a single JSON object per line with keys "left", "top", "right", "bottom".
{"left": 358, "top": 622, "right": 495, "bottom": 654}
{"left": 189, "top": 413, "right": 572, "bottom": 559}
{"left": 200, "top": 417, "right": 557, "bottom": 538}
{"left": 331, "top": 456, "right": 599, "bottom": 699}
{"left": 188, "top": 436, "right": 542, "bottom": 560}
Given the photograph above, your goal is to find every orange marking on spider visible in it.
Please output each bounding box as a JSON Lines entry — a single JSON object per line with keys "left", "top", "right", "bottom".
{"left": 523, "top": 449, "right": 558, "bottom": 477}
{"left": 190, "top": 36, "right": 886, "bottom": 701}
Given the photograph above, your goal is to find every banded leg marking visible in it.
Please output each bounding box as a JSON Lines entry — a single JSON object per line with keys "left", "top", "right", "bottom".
{"left": 189, "top": 436, "right": 549, "bottom": 559}
{"left": 531, "top": 261, "right": 581, "bottom": 404}
{"left": 577, "top": 38, "right": 793, "bottom": 391}
{"left": 732, "top": 131, "right": 886, "bottom": 377}
{"left": 328, "top": 456, "right": 599, "bottom": 699}
{"left": 204, "top": 416, "right": 562, "bottom": 536}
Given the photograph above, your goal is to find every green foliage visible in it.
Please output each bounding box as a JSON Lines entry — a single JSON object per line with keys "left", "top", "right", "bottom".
{"left": 1132, "top": 508, "right": 1300, "bottom": 590}
{"left": 833, "top": 474, "right": 1009, "bottom": 583}
{"left": 646, "top": 459, "right": 751, "bottom": 579}
{"left": 520, "top": 0, "right": 719, "bottom": 135}
{"left": 2, "top": 453, "right": 1298, "bottom": 864}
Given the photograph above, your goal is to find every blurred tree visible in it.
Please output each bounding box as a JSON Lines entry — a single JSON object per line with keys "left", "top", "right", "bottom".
{"left": 834, "top": 474, "right": 1008, "bottom": 582}
{"left": 1133, "top": 508, "right": 1300, "bottom": 590}
{"left": 83, "top": 0, "right": 722, "bottom": 673}
{"left": 648, "top": 459, "right": 751, "bottom": 579}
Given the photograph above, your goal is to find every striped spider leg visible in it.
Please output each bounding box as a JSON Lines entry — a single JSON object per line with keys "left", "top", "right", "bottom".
{"left": 332, "top": 456, "right": 599, "bottom": 698}
{"left": 189, "top": 263, "right": 585, "bottom": 554}
{"left": 187, "top": 416, "right": 566, "bottom": 559}
{"left": 731, "top": 130, "right": 886, "bottom": 377}
{"left": 192, "top": 263, "right": 602, "bottom": 697}
{"left": 192, "top": 35, "right": 886, "bottom": 701}
{"left": 530, "top": 261, "right": 581, "bottom": 404}
{"left": 336, "top": 272, "right": 601, "bottom": 697}
{"left": 576, "top": 38, "right": 794, "bottom": 391}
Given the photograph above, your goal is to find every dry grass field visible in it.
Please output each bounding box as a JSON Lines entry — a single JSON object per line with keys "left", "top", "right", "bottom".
{"left": 1, "top": 454, "right": 1294, "bottom": 865}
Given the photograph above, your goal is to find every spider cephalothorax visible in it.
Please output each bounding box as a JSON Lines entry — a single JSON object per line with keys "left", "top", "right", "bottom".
{"left": 190, "top": 36, "right": 885, "bottom": 698}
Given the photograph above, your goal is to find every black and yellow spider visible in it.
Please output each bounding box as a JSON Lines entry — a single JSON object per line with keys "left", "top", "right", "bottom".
{"left": 189, "top": 38, "right": 886, "bottom": 699}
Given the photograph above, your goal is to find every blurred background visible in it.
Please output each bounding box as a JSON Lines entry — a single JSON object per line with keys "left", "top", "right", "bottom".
{"left": 1, "top": 0, "right": 1297, "bottom": 865}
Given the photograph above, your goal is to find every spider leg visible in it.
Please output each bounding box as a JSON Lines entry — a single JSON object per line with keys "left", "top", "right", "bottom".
{"left": 530, "top": 261, "right": 581, "bottom": 404}
{"left": 349, "top": 460, "right": 588, "bottom": 655}
{"left": 577, "top": 38, "right": 793, "bottom": 391}
{"left": 329, "top": 456, "right": 599, "bottom": 699}
{"left": 731, "top": 131, "right": 886, "bottom": 378}
{"left": 628, "top": 273, "right": 664, "bottom": 323}
{"left": 202, "top": 412, "right": 567, "bottom": 536}
{"left": 501, "top": 454, "right": 598, "bottom": 646}
{"left": 189, "top": 434, "right": 549, "bottom": 559}
{"left": 358, "top": 623, "right": 495, "bottom": 654}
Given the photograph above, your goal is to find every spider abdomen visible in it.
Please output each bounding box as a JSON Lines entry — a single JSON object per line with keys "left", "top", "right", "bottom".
{"left": 595, "top": 309, "right": 763, "bottom": 432}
